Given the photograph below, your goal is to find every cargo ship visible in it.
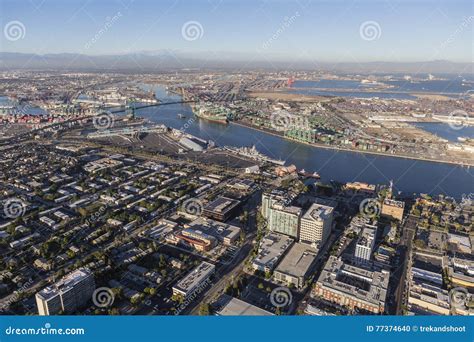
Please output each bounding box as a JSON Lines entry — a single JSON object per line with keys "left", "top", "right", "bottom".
{"left": 192, "top": 104, "right": 229, "bottom": 124}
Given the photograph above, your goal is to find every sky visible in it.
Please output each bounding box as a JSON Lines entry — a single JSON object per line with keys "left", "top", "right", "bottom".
{"left": 0, "top": 0, "right": 472, "bottom": 63}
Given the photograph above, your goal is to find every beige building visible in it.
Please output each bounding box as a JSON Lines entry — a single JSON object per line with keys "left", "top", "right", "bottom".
{"left": 273, "top": 243, "right": 317, "bottom": 289}
{"left": 381, "top": 198, "right": 405, "bottom": 221}
{"left": 314, "top": 256, "right": 389, "bottom": 314}
{"left": 299, "top": 203, "right": 334, "bottom": 249}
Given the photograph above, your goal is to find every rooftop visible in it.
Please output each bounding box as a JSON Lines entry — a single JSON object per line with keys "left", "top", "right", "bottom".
{"left": 357, "top": 227, "right": 376, "bottom": 248}
{"left": 302, "top": 203, "right": 334, "bottom": 222}
{"left": 275, "top": 243, "right": 317, "bottom": 278}
{"left": 216, "top": 295, "right": 273, "bottom": 316}
{"left": 36, "top": 268, "right": 92, "bottom": 300}
{"left": 316, "top": 256, "right": 389, "bottom": 307}
{"left": 204, "top": 196, "right": 240, "bottom": 214}
{"left": 253, "top": 232, "right": 294, "bottom": 271}
{"left": 383, "top": 198, "right": 405, "bottom": 208}
{"left": 272, "top": 202, "right": 302, "bottom": 216}
{"left": 173, "top": 261, "right": 215, "bottom": 294}
{"left": 185, "top": 217, "right": 241, "bottom": 243}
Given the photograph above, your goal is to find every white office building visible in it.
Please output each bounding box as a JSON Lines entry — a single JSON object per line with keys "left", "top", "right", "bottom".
{"left": 355, "top": 227, "right": 376, "bottom": 263}
{"left": 36, "top": 268, "right": 95, "bottom": 315}
{"left": 172, "top": 261, "right": 215, "bottom": 298}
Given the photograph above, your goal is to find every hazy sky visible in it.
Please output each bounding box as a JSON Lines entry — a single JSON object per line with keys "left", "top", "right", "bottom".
{"left": 1, "top": 0, "right": 472, "bottom": 63}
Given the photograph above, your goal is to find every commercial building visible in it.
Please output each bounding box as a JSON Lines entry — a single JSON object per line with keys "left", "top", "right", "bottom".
{"left": 36, "top": 268, "right": 95, "bottom": 315}
{"left": 261, "top": 190, "right": 286, "bottom": 221}
{"left": 381, "top": 198, "right": 405, "bottom": 221}
{"left": 252, "top": 232, "right": 294, "bottom": 273}
{"left": 186, "top": 217, "right": 241, "bottom": 246}
{"left": 83, "top": 157, "right": 123, "bottom": 174}
{"left": 299, "top": 203, "right": 334, "bottom": 249}
{"left": 314, "top": 256, "right": 389, "bottom": 314}
{"left": 216, "top": 295, "right": 273, "bottom": 316}
{"left": 408, "top": 278, "right": 450, "bottom": 315}
{"left": 343, "top": 182, "right": 376, "bottom": 193}
{"left": 203, "top": 196, "right": 241, "bottom": 222}
{"left": 146, "top": 219, "right": 178, "bottom": 240}
{"left": 176, "top": 228, "right": 217, "bottom": 252}
{"left": 268, "top": 202, "right": 302, "bottom": 239}
{"left": 172, "top": 261, "right": 215, "bottom": 298}
{"left": 173, "top": 218, "right": 242, "bottom": 251}
{"left": 355, "top": 227, "right": 376, "bottom": 263}
{"left": 407, "top": 255, "right": 450, "bottom": 315}
{"left": 226, "top": 178, "right": 255, "bottom": 193}
{"left": 447, "top": 257, "right": 474, "bottom": 288}
{"left": 447, "top": 233, "right": 472, "bottom": 254}
{"left": 273, "top": 243, "right": 318, "bottom": 289}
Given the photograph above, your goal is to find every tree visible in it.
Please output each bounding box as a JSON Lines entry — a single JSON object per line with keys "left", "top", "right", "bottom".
{"left": 239, "top": 230, "right": 246, "bottom": 244}
{"left": 130, "top": 294, "right": 143, "bottom": 306}
{"left": 108, "top": 308, "right": 120, "bottom": 315}
{"left": 239, "top": 211, "right": 249, "bottom": 225}
{"left": 413, "top": 239, "right": 426, "bottom": 249}
{"left": 199, "top": 303, "right": 210, "bottom": 316}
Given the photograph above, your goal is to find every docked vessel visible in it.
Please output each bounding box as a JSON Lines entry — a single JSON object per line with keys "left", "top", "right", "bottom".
{"left": 192, "top": 103, "right": 229, "bottom": 124}
{"left": 298, "top": 168, "right": 321, "bottom": 179}
{"left": 457, "top": 137, "right": 473, "bottom": 142}
{"left": 224, "top": 145, "right": 285, "bottom": 165}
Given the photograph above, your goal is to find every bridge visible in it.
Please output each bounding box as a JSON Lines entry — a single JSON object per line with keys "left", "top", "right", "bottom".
{"left": 10, "top": 100, "right": 199, "bottom": 139}
{"left": 105, "top": 99, "right": 199, "bottom": 117}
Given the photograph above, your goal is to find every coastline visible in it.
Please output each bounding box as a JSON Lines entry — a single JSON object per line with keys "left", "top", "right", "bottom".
{"left": 230, "top": 120, "right": 474, "bottom": 168}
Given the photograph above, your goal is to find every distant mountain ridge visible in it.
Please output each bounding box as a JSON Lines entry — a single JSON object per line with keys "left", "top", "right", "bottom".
{"left": 0, "top": 51, "right": 472, "bottom": 74}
